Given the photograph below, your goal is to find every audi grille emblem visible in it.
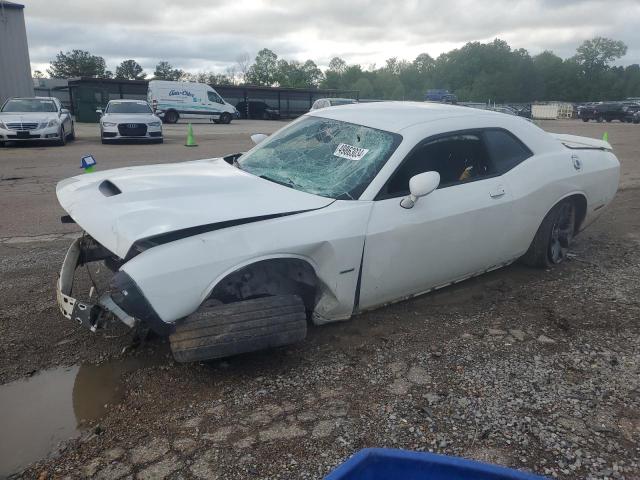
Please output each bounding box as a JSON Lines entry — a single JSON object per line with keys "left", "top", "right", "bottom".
{"left": 127, "top": 124, "right": 137, "bottom": 128}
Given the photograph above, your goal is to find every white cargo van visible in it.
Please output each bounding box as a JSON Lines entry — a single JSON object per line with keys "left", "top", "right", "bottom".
{"left": 147, "top": 80, "right": 237, "bottom": 124}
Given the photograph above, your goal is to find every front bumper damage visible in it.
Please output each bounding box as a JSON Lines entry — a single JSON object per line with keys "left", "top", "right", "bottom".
{"left": 57, "top": 237, "right": 135, "bottom": 332}
{"left": 57, "top": 236, "right": 174, "bottom": 335}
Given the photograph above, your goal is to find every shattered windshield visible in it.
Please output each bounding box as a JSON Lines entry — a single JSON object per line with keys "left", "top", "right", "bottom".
{"left": 238, "top": 116, "right": 401, "bottom": 199}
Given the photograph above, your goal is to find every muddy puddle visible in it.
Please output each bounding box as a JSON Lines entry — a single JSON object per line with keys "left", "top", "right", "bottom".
{"left": 0, "top": 357, "right": 150, "bottom": 477}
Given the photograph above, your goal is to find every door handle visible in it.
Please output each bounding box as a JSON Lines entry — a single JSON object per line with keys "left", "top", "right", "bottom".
{"left": 489, "top": 185, "right": 506, "bottom": 198}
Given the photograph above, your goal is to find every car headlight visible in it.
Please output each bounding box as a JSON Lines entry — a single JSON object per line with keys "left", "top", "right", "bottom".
{"left": 0, "top": 121, "right": 6, "bottom": 129}
{"left": 102, "top": 122, "right": 117, "bottom": 127}
{"left": 148, "top": 121, "right": 161, "bottom": 127}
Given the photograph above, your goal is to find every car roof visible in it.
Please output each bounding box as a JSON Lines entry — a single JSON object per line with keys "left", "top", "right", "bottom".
{"left": 107, "top": 99, "right": 149, "bottom": 103}
{"left": 307, "top": 101, "right": 506, "bottom": 133}
{"left": 9, "top": 96, "right": 57, "bottom": 101}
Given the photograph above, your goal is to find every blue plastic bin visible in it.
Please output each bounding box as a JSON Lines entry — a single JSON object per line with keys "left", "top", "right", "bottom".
{"left": 325, "top": 448, "right": 546, "bottom": 480}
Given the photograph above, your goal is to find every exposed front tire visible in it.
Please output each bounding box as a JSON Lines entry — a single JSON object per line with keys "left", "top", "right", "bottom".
{"left": 68, "top": 124, "right": 76, "bottom": 141}
{"left": 169, "top": 295, "right": 307, "bottom": 363}
{"left": 219, "top": 112, "right": 232, "bottom": 124}
{"left": 521, "top": 200, "right": 576, "bottom": 268}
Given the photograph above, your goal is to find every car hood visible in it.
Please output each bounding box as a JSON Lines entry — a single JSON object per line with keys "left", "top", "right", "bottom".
{"left": 101, "top": 113, "right": 159, "bottom": 124}
{"left": 0, "top": 112, "right": 59, "bottom": 123}
{"left": 56, "top": 158, "right": 334, "bottom": 258}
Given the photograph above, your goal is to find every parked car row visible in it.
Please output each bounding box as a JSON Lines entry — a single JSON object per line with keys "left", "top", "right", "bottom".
{"left": 577, "top": 101, "right": 640, "bottom": 123}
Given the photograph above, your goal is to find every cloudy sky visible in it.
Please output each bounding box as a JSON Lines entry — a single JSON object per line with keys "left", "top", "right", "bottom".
{"left": 18, "top": 0, "right": 640, "bottom": 75}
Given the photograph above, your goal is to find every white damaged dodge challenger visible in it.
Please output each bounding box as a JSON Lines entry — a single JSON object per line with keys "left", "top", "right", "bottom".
{"left": 56, "top": 102, "right": 619, "bottom": 362}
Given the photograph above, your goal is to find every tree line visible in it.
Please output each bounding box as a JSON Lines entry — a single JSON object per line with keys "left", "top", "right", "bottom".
{"left": 40, "top": 37, "right": 640, "bottom": 102}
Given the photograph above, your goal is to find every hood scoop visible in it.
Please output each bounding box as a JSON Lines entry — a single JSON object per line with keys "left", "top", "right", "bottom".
{"left": 99, "top": 180, "right": 122, "bottom": 197}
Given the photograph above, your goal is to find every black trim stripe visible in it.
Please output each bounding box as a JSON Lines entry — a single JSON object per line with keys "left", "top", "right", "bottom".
{"left": 125, "top": 208, "right": 320, "bottom": 261}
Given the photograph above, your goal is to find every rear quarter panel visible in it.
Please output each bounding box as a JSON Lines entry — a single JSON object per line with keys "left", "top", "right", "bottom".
{"left": 504, "top": 147, "right": 619, "bottom": 258}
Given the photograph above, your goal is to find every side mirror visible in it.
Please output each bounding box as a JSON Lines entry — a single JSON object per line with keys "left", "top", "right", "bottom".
{"left": 95, "top": 109, "right": 103, "bottom": 116}
{"left": 400, "top": 171, "right": 440, "bottom": 209}
{"left": 60, "top": 108, "right": 70, "bottom": 115}
{"left": 251, "top": 133, "right": 268, "bottom": 145}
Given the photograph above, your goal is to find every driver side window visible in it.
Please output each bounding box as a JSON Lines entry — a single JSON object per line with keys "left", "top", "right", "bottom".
{"left": 383, "top": 133, "right": 491, "bottom": 197}
{"left": 207, "top": 91, "right": 222, "bottom": 104}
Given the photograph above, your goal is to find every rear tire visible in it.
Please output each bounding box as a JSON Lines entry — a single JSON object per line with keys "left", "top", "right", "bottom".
{"left": 169, "top": 295, "right": 307, "bottom": 363}
{"left": 521, "top": 200, "right": 575, "bottom": 268}
{"left": 164, "top": 110, "right": 179, "bottom": 124}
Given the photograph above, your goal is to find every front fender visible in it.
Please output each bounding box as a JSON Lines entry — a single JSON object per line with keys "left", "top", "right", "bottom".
{"left": 121, "top": 200, "right": 372, "bottom": 324}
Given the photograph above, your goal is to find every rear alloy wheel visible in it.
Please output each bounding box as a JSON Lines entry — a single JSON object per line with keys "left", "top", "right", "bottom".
{"left": 522, "top": 200, "right": 575, "bottom": 268}
{"left": 548, "top": 202, "right": 575, "bottom": 264}
{"left": 219, "top": 112, "right": 232, "bottom": 124}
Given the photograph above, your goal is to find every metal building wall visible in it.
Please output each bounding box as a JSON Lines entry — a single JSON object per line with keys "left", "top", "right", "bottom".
{"left": 0, "top": 2, "right": 34, "bottom": 105}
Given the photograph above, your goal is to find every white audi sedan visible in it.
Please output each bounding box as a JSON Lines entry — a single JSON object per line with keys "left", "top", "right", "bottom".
{"left": 56, "top": 102, "right": 619, "bottom": 362}
{"left": 0, "top": 97, "right": 74, "bottom": 146}
{"left": 98, "top": 99, "right": 163, "bottom": 144}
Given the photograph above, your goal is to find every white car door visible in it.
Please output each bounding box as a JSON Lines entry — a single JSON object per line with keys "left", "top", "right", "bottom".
{"left": 358, "top": 131, "right": 515, "bottom": 311}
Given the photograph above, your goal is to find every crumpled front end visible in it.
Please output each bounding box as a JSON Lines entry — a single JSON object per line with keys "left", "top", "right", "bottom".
{"left": 56, "top": 235, "right": 172, "bottom": 335}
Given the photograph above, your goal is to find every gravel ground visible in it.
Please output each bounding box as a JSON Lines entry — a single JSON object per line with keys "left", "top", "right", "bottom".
{"left": 0, "top": 119, "right": 639, "bottom": 479}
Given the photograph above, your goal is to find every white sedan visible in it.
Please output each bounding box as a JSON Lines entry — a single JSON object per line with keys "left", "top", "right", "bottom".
{"left": 98, "top": 99, "right": 163, "bottom": 144}
{"left": 55, "top": 102, "right": 619, "bottom": 362}
{"left": 0, "top": 97, "right": 74, "bottom": 146}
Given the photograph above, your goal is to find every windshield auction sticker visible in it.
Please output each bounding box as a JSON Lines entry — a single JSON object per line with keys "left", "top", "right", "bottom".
{"left": 333, "top": 143, "right": 369, "bottom": 161}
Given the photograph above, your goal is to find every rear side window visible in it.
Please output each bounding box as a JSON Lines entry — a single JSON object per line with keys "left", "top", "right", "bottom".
{"left": 483, "top": 130, "right": 532, "bottom": 173}
{"left": 383, "top": 133, "right": 492, "bottom": 197}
